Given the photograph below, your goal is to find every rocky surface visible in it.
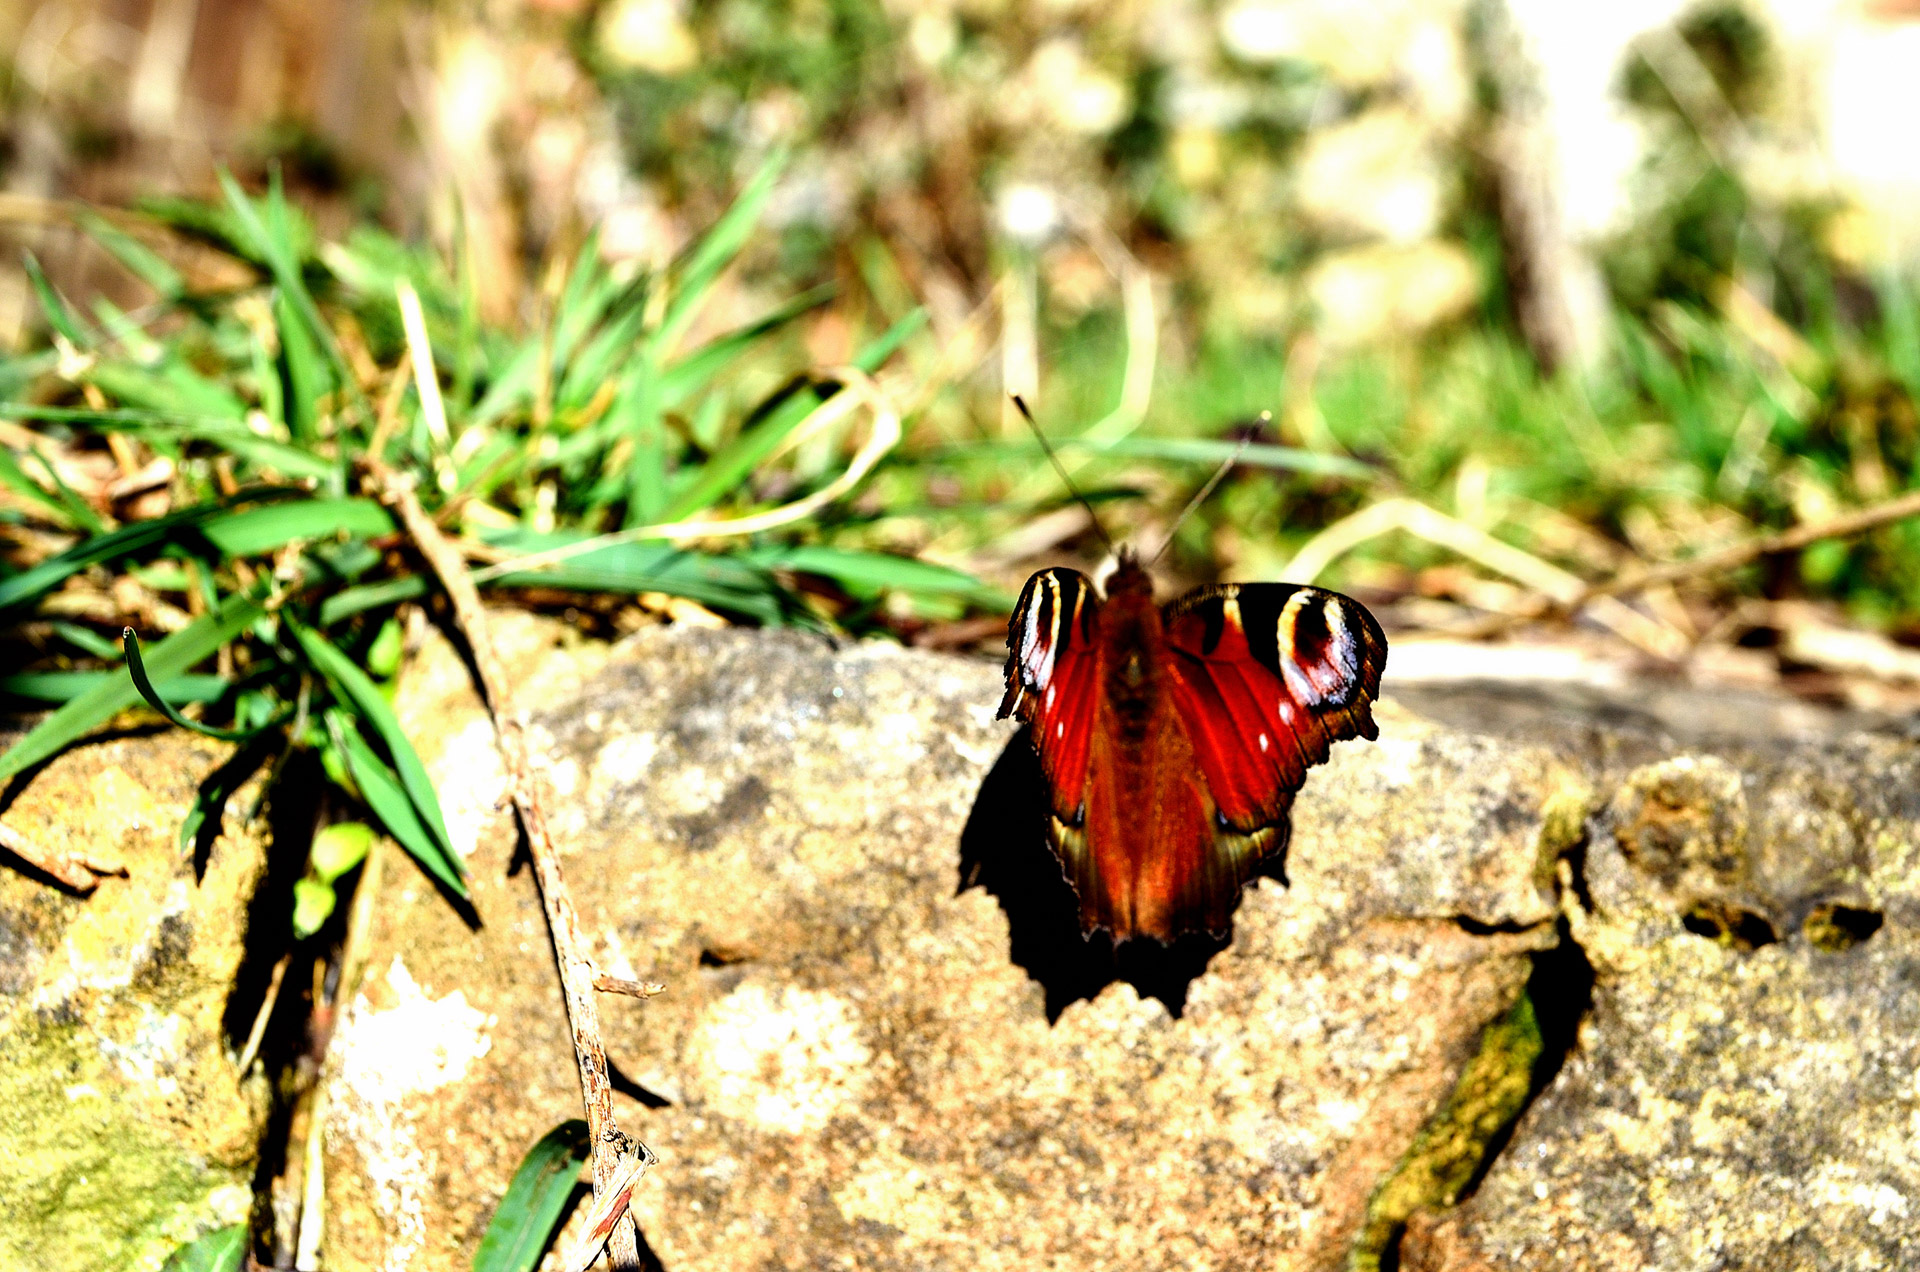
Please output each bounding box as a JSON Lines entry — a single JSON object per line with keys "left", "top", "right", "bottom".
{"left": 1403, "top": 742, "right": 1920, "bottom": 1272}
{"left": 10, "top": 617, "right": 1914, "bottom": 1272}
{"left": 321, "top": 618, "right": 1578, "bottom": 1272}
{"left": 0, "top": 730, "right": 270, "bottom": 1272}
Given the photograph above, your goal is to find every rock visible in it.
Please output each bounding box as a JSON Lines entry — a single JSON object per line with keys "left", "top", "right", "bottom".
{"left": 320, "top": 619, "right": 1575, "bottom": 1270}
{"left": 1402, "top": 739, "right": 1920, "bottom": 1271}
{"left": 311, "top": 620, "right": 1920, "bottom": 1270}
{"left": 0, "top": 731, "right": 270, "bottom": 1272}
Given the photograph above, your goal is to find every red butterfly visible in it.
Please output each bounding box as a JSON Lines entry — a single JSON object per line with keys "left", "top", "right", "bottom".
{"left": 997, "top": 548, "right": 1387, "bottom": 944}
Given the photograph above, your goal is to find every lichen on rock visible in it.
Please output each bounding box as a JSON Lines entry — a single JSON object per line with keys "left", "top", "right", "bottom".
{"left": 0, "top": 733, "right": 269, "bottom": 1272}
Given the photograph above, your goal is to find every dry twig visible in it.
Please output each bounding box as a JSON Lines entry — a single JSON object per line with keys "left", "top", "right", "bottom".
{"left": 1572, "top": 488, "right": 1920, "bottom": 606}
{"left": 1280, "top": 497, "right": 1690, "bottom": 658}
{"left": 0, "top": 820, "right": 127, "bottom": 893}
{"left": 593, "top": 971, "right": 668, "bottom": 999}
{"left": 378, "top": 468, "right": 655, "bottom": 1270}
{"left": 374, "top": 284, "right": 655, "bottom": 1270}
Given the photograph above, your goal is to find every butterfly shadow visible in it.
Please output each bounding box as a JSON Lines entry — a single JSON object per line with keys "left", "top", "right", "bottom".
{"left": 958, "top": 725, "right": 1236, "bottom": 1022}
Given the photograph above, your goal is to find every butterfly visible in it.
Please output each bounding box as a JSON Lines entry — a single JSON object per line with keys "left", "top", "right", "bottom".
{"left": 996, "top": 546, "right": 1387, "bottom": 944}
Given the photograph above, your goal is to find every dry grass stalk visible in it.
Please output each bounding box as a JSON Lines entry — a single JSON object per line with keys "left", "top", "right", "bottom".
{"left": 0, "top": 820, "right": 127, "bottom": 893}
{"left": 1281, "top": 497, "right": 1690, "bottom": 658}
{"left": 374, "top": 284, "right": 655, "bottom": 1269}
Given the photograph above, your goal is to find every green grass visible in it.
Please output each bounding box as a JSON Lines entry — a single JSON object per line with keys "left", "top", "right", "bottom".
{"left": 5, "top": 156, "right": 1920, "bottom": 923}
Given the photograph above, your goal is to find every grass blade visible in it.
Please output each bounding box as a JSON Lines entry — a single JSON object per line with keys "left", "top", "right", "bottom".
{"left": 652, "top": 148, "right": 785, "bottom": 359}
{"left": 0, "top": 589, "right": 268, "bottom": 783}
{"left": 472, "top": 1120, "right": 591, "bottom": 1272}
{"left": 1, "top": 671, "right": 226, "bottom": 704}
{"left": 328, "top": 709, "right": 467, "bottom": 897}
{"left": 657, "top": 284, "right": 836, "bottom": 407}
{"left": 481, "top": 531, "right": 787, "bottom": 622}
{"left": 661, "top": 312, "right": 924, "bottom": 522}
{"left": 22, "top": 252, "right": 88, "bottom": 347}
{"left": 0, "top": 443, "right": 92, "bottom": 529}
{"left": 750, "top": 545, "right": 1011, "bottom": 604}
{"left": 123, "top": 628, "right": 271, "bottom": 741}
{"left": 319, "top": 576, "right": 430, "bottom": 627}
{"left": 216, "top": 169, "right": 359, "bottom": 408}
{"left": 0, "top": 490, "right": 297, "bottom": 616}
{"left": 291, "top": 619, "right": 458, "bottom": 867}
{"left": 78, "top": 211, "right": 186, "bottom": 299}
{"left": 201, "top": 498, "right": 395, "bottom": 558}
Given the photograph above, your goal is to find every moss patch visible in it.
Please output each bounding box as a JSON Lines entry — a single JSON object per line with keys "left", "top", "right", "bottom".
{"left": 1349, "top": 991, "right": 1544, "bottom": 1271}
{"left": 0, "top": 1015, "right": 252, "bottom": 1272}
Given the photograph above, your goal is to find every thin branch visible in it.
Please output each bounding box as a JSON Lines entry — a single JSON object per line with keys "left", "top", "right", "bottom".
{"left": 235, "top": 953, "right": 291, "bottom": 1073}
{"left": 1573, "top": 488, "right": 1920, "bottom": 605}
{"left": 375, "top": 469, "right": 653, "bottom": 1270}
{"left": 0, "top": 820, "right": 126, "bottom": 893}
{"left": 593, "top": 972, "right": 667, "bottom": 999}
{"left": 375, "top": 282, "right": 654, "bottom": 1270}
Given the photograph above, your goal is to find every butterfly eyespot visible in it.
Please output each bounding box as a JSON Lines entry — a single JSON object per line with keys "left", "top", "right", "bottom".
{"left": 1257, "top": 732, "right": 1269, "bottom": 753}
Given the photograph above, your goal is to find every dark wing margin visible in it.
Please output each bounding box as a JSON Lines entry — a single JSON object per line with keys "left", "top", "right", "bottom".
{"left": 1160, "top": 582, "right": 1387, "bottom": 835}
{"left": 999, "top": 567, "right": 1102, "bottom": 818}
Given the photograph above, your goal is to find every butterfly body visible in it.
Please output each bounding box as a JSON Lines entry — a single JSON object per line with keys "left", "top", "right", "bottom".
{"left": 998, "top": 549, "right": 1387, "bottom": 943}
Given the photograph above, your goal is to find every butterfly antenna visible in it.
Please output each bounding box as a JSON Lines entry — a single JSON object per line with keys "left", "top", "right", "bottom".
{"left": 1148, "top": 430, "right": 1253, "bottom": 567}
{"left": 1012, "top": 394, "right": 1116, "bottom": 555}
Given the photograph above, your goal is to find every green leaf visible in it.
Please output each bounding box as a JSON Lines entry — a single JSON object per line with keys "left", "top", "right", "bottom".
{"left": 86, "top": 359, "right": 250, "bottom": 422}
{"left": 1, "top": 671, "right": 226, "bottom": 704}
{"left": 292, "top": 876, "right": 338, "bottom": 938}
{"left": 0, "top": 490, "right": 296, "bottom": 617}
{"left": 657, "top": 285, "right": 836, "bottom": 408}
{"left": 319, "top": 576, "right": 430, "bottom": 627}
{"left": 659, "top": 382, "right": 821, "bottom": 523}
{"left": 216, "top": 169, "right": 359, "bottom": 409}
{"left": 846, "top": 307, "right": 927, "bottom": 374}
{"left": 48, "top": 621, "right": 124, "bottom": 659}
{"left": 750, "top": 546, "right": 1010, "bottom": 604}
{"left": 652, "top": 149, "right": 785, "bottom": 359}
{"left": 0, "top": 443, "right": 95, "bottom": 530}
{"left": 160, "top": 1225, "right": 247, "bottom": 1272}
{"left": 660, "top": 313, "right": 922, "bottom": 523}
{"left": 78, "top": 211, "right": 186, "bottom": 298}
{"left": 201, "top": 498, "right": 394, "bottom": 558}
{"left": 365, "top": 618, "right": 405, "bottom": 679}
{"left": 472, "top": 1120, "right": 591, "bottom": 1272}
{"left": 277, "top": 288, "right": 329, "bottom": 443}
{"left": 311, "top": 821, "right": 375, "bottom": 882}
{"left": 0, "top": 589, "right": 268, "bottom": 788}
{"left": 480, "top": 531, "right": 786, "bottom": 623}
{"left": 327, "top": 709, "right": 467, "bottom": 897}
{"left": 22, "top": 251, "right": 88, "bottom": 347}
{"left": 123, "top": 628, "right": 266, "bottom": 741}
{"left": 1879, "top": 268, "right": 1920, "bottom": 413}
{"left": 291, "top": 620, "right": 457, "bottom": 869}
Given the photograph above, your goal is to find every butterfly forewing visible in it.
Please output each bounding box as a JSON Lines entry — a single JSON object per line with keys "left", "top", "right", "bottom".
{"left": 998, "top": 566, "right": 1102, "bottom": 820}
{"left": 1161, "top": 583, "right": 1386, "bottom": 830}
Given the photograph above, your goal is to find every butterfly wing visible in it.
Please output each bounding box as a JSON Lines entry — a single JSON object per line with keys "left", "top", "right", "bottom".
{"left": 997, "top": 567, "right": 1103, "bottom": 825}
{"left": 1160, "top": 583, "right": 1387, "bottom": 904}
